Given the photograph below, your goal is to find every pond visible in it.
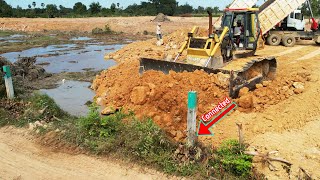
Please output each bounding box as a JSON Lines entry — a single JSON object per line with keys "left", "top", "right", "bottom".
{"left": 40, "top": 80, "right": 95, "bottom": 117}
{"left": 1, "top": 43, "right": 122, "bottom": 73}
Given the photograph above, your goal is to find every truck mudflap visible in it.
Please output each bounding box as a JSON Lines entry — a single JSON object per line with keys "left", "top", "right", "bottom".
{"left": 139, "top": 57, "right": 277, "bottom": 98}
{"left": 315, "top": 35, "right": 320, "bottom": 44}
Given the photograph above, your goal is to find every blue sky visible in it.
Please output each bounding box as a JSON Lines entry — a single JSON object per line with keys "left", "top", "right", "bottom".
{"left": 5, "top": 0, "right": 263, "bottom": 9}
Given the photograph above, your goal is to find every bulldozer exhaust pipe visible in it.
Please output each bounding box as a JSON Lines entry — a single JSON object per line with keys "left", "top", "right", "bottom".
{"left": 207, "top": 11, "right": 213, "bottom": 35}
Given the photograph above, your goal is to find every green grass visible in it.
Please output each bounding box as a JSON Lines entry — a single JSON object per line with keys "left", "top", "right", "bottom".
{"left": 0, "top": 93, "right": 69, "bottom": 128}
{"left": 0, "top": 30, "right": 16, "bottom": 37}
{"left": 46, "top": 104, "right": 255, "bottom": 178}
{"left": 209, "top": 140, "right": 254, "bottom": 179}
{"left": 0, "top": 93, "right": 256, "bottom": 179}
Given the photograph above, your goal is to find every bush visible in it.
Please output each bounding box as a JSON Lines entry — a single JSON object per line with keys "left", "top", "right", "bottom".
{"left": 210, "top": 140, "right": 253, "bottom": 178}
{"left": 104, "top": 24, "right": 114, "bottom": 34}
{"left": 29, "top": 93, "right": 67, "bottom": 118}
{"left": 91, "top": 24, "right": 115, "bottom": 35}
{"left": 75, "top": 105, "right": 203, "bottom": 175}
{"left": 0, "top": 93, "right": 68, "bottom": 128}
{"left": 91, "top": 27, "right": 104, "bottom": 35}
{"left": 77, "top": 105, "right": 174, "bottom": 155}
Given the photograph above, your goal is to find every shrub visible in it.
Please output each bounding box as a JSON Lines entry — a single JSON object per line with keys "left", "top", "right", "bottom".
{"left": 210, "top": 139, "right": 253, "bottom": 178}
{"left": 91, "top": 24, "right": 115, "bottom": 35}
{"left": 104, "top": 24, "right": 114, "bottom": 34}
{"left": 29, "top": 93, "right": 67, "bottom": 118}
{"left": 91, "top": 27, "right": 104, "bottom": 34}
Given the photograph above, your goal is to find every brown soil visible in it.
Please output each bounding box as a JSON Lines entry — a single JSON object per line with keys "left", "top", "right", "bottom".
{"left": 0, "top": 16, "right": 210, "bottom": 35}
{"left": 1, "top": 17, "right": 320, "bottom": 179}
{"left": 0, "top": 126, "right": 177, "bottom": 179}
{"left": 92, "top": 28, "right": 320, "bottom": 178}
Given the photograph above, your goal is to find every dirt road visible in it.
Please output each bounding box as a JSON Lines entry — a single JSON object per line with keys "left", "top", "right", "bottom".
{"left": 0, "top": 126, "right": 174, "bottom": 180}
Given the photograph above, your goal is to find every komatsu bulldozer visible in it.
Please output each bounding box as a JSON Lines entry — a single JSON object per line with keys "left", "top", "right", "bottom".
{"left": 140, "top": 8, "right": 277, "bottom": 97}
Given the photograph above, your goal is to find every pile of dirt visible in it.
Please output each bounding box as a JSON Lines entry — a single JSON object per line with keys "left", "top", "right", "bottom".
{"left": 14, "top": 57, "right": 51, "bottom": 80}
{"left": 0, "top": 56, "right": 51, "bottom": 81}
{"left": 1, "top": 56, "right": 52, "bottom": 97}
{"left": 94, "top": 29, "right": 233, "bottom": 141}
{"left": 92, "top": 29, "right": 313, "bottom": 142}
{"left": 92, "top": 61, "right": 229, "bottom": 141}
{"left": 153, "top": 13, "right": 171, "bottom": 22}
{"left": 236, "top": 71, "right": 311, "bottom": 112}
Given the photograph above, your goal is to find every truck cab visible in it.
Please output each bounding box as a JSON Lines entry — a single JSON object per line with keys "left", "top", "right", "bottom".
{"left": 281, "top": 10, "right": 305, "bottom": 31}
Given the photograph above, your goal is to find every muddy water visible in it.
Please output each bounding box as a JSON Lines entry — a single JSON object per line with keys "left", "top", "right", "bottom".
{"left": 0, "top": 35, "right": 127, "bottom": 116}
{"left": 71, "top": 37, "right": 93, "bottom": 41}
{"left": 1, "top": 43, "right": 122, "bottom": 73}
{"left": 40, "top": 81, "right": 95, "bottom": 117}
{"left": 1, "top": 36, "right": 126, "bottom": 116}
{"left": 0, "top": 34, "right": 26, "bottom": 44}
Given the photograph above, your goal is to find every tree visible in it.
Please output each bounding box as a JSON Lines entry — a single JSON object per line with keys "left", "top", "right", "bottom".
{"left": 28, "top": 4, "right": 32, "bottom": 9}
{"left": 41, "top": 3, "right": 45, "bottom": 9}
{"left": 213, "top": 6, "right": 219, "bottom": 15}
{"left": 117, "top": 3, "right": 120, "bottom": 8}
{"left": 46, "top": 4, "right": 58, "bottom": 18}
{"left": 176, "top": 3, "right": 193, "bottom": 15}
{"left": 206, "top": 7, "right": 213, "bottom": 14}
{"left": 73, "top": 2, "right": 87, "bottom": 14}
{"left": 0, "top": 0, "right": 13, "bottom": 17}
{"left": 151, "top": 0, "right": 177, "bottom": 16}
{"left": 59, "top": 5, "right": 72, "bottom": 16}
{"left": 110, "top": 3, "right": 116, "bottom": 13}
{"left": 89, "top": 2, "right": 101, "bottom": 14}
{"left": 32, "top": 2, "right": 36, "bottom": 8}
{"left": 301, "top": 0, "right": 320, "bottom": 17}
{"left": 196, "top": 6, "right": 205, "bottom": 14}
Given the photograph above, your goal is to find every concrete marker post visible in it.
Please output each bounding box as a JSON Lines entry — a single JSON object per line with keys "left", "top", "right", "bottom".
{"left": 3, "top": 66, "right": 15, "bottom": 99}
{"left": 187, "top": 91, "right": 197, "bottom": 146}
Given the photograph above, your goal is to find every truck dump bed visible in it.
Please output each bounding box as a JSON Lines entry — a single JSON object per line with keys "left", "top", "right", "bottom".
{"left": 259, "top": 0, "right": 307, "bottom": 35}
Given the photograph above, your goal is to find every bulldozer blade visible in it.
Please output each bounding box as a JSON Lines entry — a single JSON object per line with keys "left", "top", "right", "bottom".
{"left": 139, "top": 58, "right": 221, "bottom": 75}
{"left": 139, "top": 57, "right": 277, "bottom": 98}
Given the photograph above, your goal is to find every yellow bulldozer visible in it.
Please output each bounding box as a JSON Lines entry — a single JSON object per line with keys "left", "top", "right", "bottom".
{"left": 140, "top": 8, "right": 277, "bottom": 97}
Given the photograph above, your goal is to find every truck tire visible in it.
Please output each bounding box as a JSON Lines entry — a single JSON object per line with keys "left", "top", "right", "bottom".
{"left": 282, "top": 35, "right": 296, "bottom": 47}
{"left": 267, "top": 34, "right": 281, "bottom": 46}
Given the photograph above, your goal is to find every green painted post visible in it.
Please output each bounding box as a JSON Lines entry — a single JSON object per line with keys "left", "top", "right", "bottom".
{"left": 3, "top": 66, "right": 14, "bottom": 99}
{"left": 187, "top": 91, "right": 197, "bottom": 146}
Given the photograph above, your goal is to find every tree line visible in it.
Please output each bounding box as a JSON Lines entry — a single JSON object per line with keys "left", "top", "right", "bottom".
{"left": 0, "top": 0, "right": 319, "bottom": 18}
{"left": 0, "top": 0, "right": 221, "bottom": 18}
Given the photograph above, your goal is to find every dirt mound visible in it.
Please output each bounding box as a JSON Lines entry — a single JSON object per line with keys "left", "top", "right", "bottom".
{"left": 0, "top": 56, "right": 51, "bottom": 81}
{"left": 93, "top": 29, "right": 316, "bottom": 143}
{"left": 153, "top": 13, "right": 171, "bottom": 22}
{"left": 236, "top": 71, "right": 311, "bottom": 112}
{"left": 92, "top": 61, "right": 228, "bottom": 141}
{"left": 94, "top": 29, "right": 234, "bottom": 141}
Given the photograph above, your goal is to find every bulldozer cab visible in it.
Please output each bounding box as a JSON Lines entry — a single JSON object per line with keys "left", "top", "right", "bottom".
{"left": 222, "top": 8, "right": 260, "bottom": 51}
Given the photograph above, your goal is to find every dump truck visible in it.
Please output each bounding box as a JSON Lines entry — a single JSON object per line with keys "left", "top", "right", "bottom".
{"left": 222, "top": 0, "right": 320, "bottom": 46}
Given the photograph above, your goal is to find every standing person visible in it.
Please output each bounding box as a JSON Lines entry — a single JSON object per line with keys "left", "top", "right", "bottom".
{"left": 156, "top": 23, "right": 162, "bottom": 40}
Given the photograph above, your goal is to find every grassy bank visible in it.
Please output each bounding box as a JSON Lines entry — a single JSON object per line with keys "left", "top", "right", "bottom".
{"left": 0, "top": 93, "right": 259, "bottom": 179}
